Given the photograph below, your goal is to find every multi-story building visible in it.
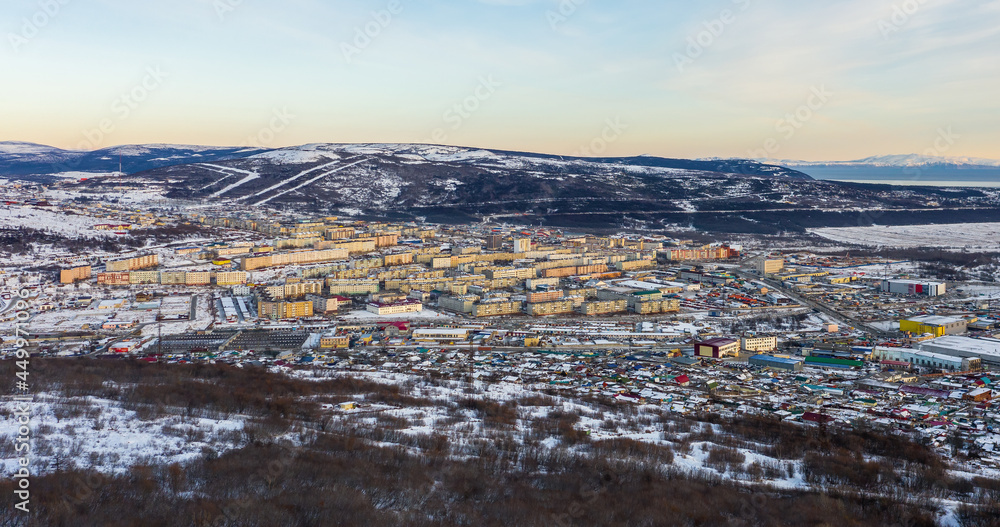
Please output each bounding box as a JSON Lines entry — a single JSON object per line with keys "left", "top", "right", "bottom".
{"left": 881, "top": 279, "right": 946, "bottom": 297}
{"left": 60, "top": 265, "right": 92, "bottom": 284}
{"left": 96, "top": 272, "right": 130, "bottom": 286}
{"left": 485, "top": 267, "right": 537, "bottom": 280}
{"left": 241, "top": 249, "right": 350, "bottom": 271}
{"left": 129, "top": 271, "right": 161, "bottom": 284}
{"left": 330, "top": 240, "right": 377, "bottom": 254}
{"left": 324, "top": 227, "right": 355, "bottom": 240}
{"left": 320, "top": 334, "right": 350, "bottom": 349}
{"left": 106, "top": 254, "right": 159, "bottom": 272}
{"left": 266, "top": 281, "right": 323, "bottom": 300}
{"left": 473, "top": 300, "right": 522, "bottom": 318}
{"left": 383, "top": 252, "right": 414, "bottom": 266}
{"left": 160, "top": 271, "right": 187, "bottom": 285}
{"left": 308, "top": 294, "right": 351, "bottom": 314}
{"left": 487, "top": 234, "right": 503, "bottom": 251}
{"left": 740, "top": 336, "right": 778, "bottom": 352}
{"left": 326, "top": 279, "right": 380, "bottom": 296}
{"left": 695, "top": 338, "right": 741, "bottom": 358}
{"left": 185, "top": 272, "right": 212, "bottom": 286}
{"left": 525, "top": 300, "right": 575, "bottom": 316}
{"left": 439, "top": 295, "right": 479, "bottom": 314}
{"left": 514, "top": 238, "right": 531, "bottom": 253}
{"left": 366, "top": 299, "right": 423, "bottom": 315}
{"left": 758, "top": 259, "right": 785, "bottom": 275}
{"left": 526, "top": 290, "right": 564, "bottom": 303}
{"left": 631, "top": 299, "right": 681, "bottom": 315}
{"left": 214, "top": 271, "right": 249, "bottom": 286}
{"left": 258, "top": 299, "right": 314, "bottom": 320}
{"left": 658, "top": 247, "right": 738, "bottom": 262}
{"left": 616, "top": 259, "right": 656, "bottom": 272}
{"left": 577, "top": 300, "right": 628, "bottom": 316}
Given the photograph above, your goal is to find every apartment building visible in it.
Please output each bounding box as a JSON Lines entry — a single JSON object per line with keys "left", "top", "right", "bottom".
{"left": 326, "top": 279, "right": 380, "bottom": 295}
{"left": 266, "top": 280, "right": 323, "bottom": 300}
{"left": 214, "top": 271, "right": 249, "bottom": 286}
{"left": 106, "top": 254, "right": 159, "bottom": 272}
{"left": 526, "top": 290, "right": 564, "bottom": 303}
{"left": 366, "top": 299, "right": 423, "bottom": 315}
{"left": 473, "top": 300, "right": 522, "bottom": 318}
{"left": 525, "top": 300, "right": 575, "bottom": 316}
{"left": 60, "top": 265, "right": 92, "bottom": 284}
{"left": 577, "top": 300, "right": 628, "bottom": 316}
{"left": 185, "top": 272, "right": 212, "bottom": 286}
{"left": 129, "top": 271, "right": 161, "bottom": 284}
{"left": 241, "top": 249, "right": 349, "bottom": 271}
{"left": 308, "top": 294, "right": 351, "bottom": 314}
{"left": 160, "top": 271, "right": 187, "bottom": 285}
{"left": 383, "top": 252, "right": 414, "bottom": 266}
{"left": 484, "top": 267, "right": 537, "bottom": 280}
{"left": 616, "top": 259, "right": 656, "bottom": 272}
{"left": 258, "top": 299, "right": 314, "bottom": 320}
{"left": 439, "top": 295, "right": 479, "bottom": 314}
{"left": 96, "top": 272, "right": 130, "bottom": 286}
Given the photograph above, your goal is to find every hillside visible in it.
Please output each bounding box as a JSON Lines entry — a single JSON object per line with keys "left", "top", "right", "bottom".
{"left": 67, "top": 143, "right": 1000, "bottom": 233}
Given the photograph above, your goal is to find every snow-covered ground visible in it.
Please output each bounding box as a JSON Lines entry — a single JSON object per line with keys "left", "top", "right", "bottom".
{"left": 340, "top": 308, "right": 455, "bottom": 321}
{"left": 809, "top": 223, "right": 1000, "bottom": 250}
{"left": 0, "top": 205, "right": 126, "bottom": 239}
{"left": 0, "top": 394, "right": 248, "bottom": 475}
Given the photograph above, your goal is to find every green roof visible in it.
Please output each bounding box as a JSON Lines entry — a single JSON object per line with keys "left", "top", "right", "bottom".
{"left": 805, "top": 356, "right": 864, "bottom": 367}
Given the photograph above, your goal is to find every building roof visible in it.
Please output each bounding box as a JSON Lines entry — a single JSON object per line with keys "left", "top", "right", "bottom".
{"left": 698, "top": 338, "right": 739, "bottom": 347}
{"left": 750, "top": 355, "right": 802, "bottom": 365}
{"left": 905, "top": 315, "right": 965, "bottom": 325}
{"left": 919, "top": 336, "right": 1000, "bottom": 358}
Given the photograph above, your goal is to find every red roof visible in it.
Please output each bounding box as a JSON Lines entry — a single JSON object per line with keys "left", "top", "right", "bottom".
{"left": 698, "top": 338, "right": 738, "bottom": 347}
{"left": 802, "top": 412, "right": 835, "bottom": 423}
{"left": 674, "top": 375, "right": 690, "bottom": 384}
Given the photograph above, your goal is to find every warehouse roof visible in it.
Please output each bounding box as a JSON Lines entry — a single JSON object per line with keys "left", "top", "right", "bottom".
{"left": 919, "top": 336, "right": 1000, "bottom": 358}
{"left": 905, "top": 315, "right": 966, "bottom": 325}
{"left": 750, "top": 355, "right": 802, "bottom": 365}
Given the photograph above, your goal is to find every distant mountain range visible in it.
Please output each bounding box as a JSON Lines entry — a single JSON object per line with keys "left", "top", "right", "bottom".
{"left": 776, "top": 154, "right": 1000, "bottom": 168}
{"left": 4, "top": 142, "right": 999, "bottom": 232}
{"left": 753, "top": 154, "right": 1000, "bottom": 185}
{"left": 0, "top": 141, "right": 267, "bottom": 178}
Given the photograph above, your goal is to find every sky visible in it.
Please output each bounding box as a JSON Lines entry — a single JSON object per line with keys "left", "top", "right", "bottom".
{"left": 2, "top": 0, "right": 999, "bottom": 161}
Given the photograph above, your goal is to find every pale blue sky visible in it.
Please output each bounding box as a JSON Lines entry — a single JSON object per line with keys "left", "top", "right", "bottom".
{"left": 2, "top": 0, "right": 998, "bottom": 160}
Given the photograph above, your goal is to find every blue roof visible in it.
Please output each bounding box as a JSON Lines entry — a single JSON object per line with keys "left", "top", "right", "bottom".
{"left": 750, "top": 355, "right": 802, "bottom": 365}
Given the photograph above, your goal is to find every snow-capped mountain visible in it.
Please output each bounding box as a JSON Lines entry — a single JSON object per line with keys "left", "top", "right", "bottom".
{"left": 778, "top": 154, "right": 1000, "bottom": 168}
{"left": 0, "top": 141, "right": 268, "bottom": 178}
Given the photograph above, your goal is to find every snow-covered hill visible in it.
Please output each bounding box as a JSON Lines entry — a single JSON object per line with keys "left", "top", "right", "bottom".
{"left": 0, "top": 141, "right": 268, "bottom": 178}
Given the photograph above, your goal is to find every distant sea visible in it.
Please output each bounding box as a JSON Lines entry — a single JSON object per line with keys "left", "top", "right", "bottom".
{"left": 794, "top": 166, "right": 1000, "bottom": 187}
